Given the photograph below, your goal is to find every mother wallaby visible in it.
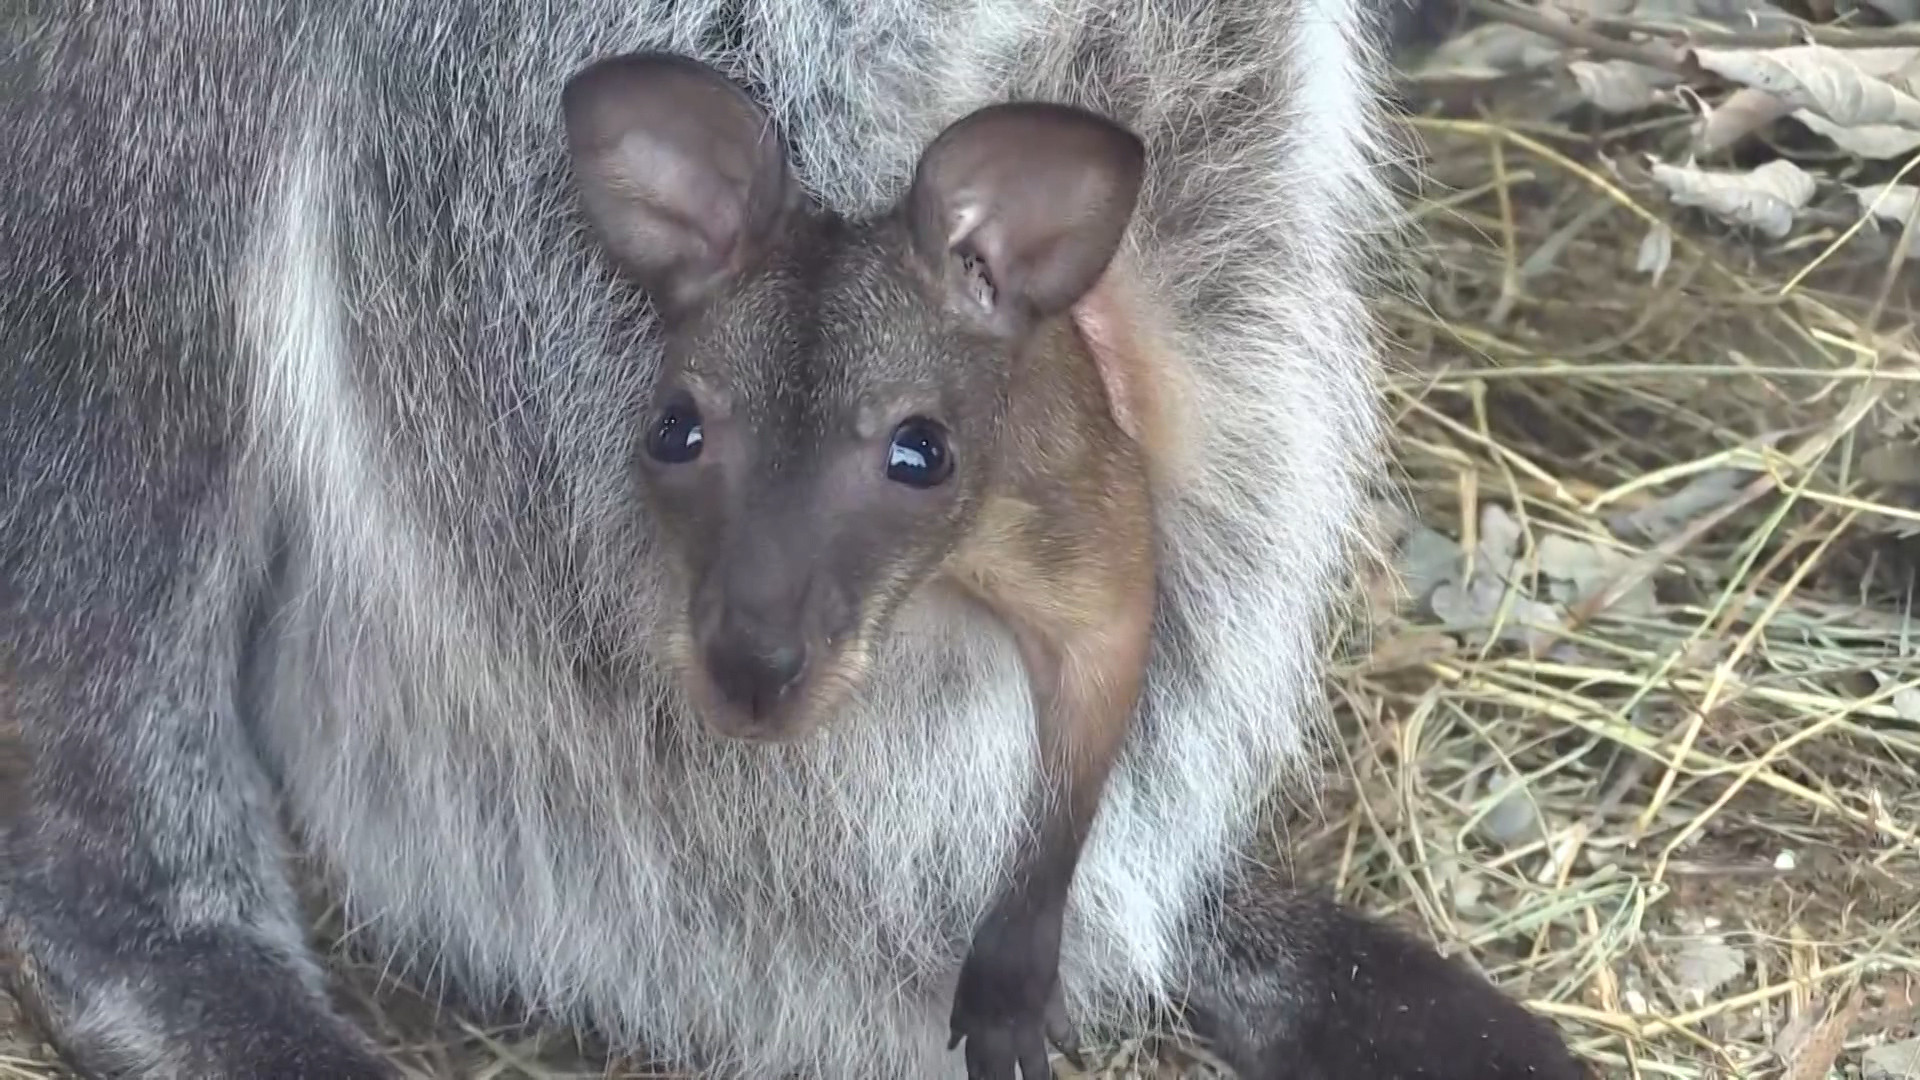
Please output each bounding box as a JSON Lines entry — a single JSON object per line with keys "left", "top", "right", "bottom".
{"left": 0, "top": 2, "right": 1579, "bottom": 1078}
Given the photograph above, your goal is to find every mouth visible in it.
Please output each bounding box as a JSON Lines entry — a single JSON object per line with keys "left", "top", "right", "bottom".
{"left": 684, "top": 666, "right": 812, "bottom": 743}
{"left": 668, "top": 627, "right": 874, "bottom": 744}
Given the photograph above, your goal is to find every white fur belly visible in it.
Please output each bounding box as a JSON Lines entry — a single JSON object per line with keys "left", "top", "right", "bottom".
{"left": 262, "top": 568, "right": 1197, "bottom": 1078}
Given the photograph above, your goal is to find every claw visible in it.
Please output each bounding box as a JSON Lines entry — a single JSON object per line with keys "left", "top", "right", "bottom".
{"left": 1044, "top": 983, "right": 1083, "bottom": 1068}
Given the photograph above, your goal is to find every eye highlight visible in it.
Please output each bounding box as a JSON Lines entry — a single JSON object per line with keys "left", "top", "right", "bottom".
{"left": 647, "top": 395, "right": 704, "bottom": 465}
{"left": 885, "top": 417, "right": 953, "bottom": 488}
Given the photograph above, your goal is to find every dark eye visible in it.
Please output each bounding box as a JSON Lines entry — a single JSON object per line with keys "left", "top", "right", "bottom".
{"left": 647, "top": 396, "right": 704, "bottom": 465}
{"left": 886, "top": 417, "right": 953, "bottom": 488}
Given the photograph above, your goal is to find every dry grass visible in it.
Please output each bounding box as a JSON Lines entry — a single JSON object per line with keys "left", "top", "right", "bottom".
{"left": 1290, "top": 97, "right": 1920, "bottom": 1077}
{"left": 8, "top": 51, "right": 1920, "bottom": 1080}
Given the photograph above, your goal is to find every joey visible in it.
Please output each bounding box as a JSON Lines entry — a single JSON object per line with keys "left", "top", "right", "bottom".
{"left": 565, "top": 53, "right": 1160, "bottom": 1079}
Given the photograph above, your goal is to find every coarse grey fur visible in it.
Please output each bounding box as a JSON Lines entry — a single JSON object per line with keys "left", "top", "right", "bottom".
{"left": 0, "top": 2, "right": 1580, "bottom": 1079}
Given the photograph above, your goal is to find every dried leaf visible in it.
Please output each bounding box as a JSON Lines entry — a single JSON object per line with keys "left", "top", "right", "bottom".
{"left": 1896, "top": 689, "right": 1920, "bottom": 722}
{"left": 1570, "top": 59, "right": 1680, "bottom": 112}
{"left": 1537, "top": 533, "right": 1658, "bottom": 616}
{"left": 1650, "top": 158, "right": 1815, "bottom": 239}
{"left": 1475, "top": 502, "right": 1526, "bottom": 582}
{"left": 1634, "top": 0, "right": 1798, "bottom": 27}
{"left": 1671, "top": 935, "right": 1748, "bottom": 1005}
{"left": 1824, "top": 46, "right": 1920, "bottom": 86}
{"left": 1866, "top": 1037, "right": 1920, "bottom": 1080}
{"left": 1858, "top": 0, "right": 1920, "bottom": 20}
{"left": 1853, "top": 182, "right": 1920, "bottom": 220}
{"left": 1862, "top": 443, "right": 1920, "bottom": 486}
{"left": 1851, "top": 183, "right": 1920, "bottom": 255}
{"left": 1428, "top": 575, "right": 1566, "bottom": 646}
{"left": 1398, "top": 525, "right": 1465, "bottom": 607}
{"left": 1697, "top": 87, "right": 1795, "bottom": 153}
{"left": 1693, "top": 45, "right": 1920, "bottom": 128}
{"left": 1877, "top": 385, "right": 1920, "bottom": 439}
{"left": 1869, "top": 672, "right": 1920, "bottom": 722}
{"left": 1796, "top": 109, "right": 1920, "bottom": 158}
{"left": 1636, "top": 221, "right": 1675, "bottom": 283}
{"left": 1777, "top": 993, "right": 1862, "bottom": 1080}
{"left": 1414, "top": 22, "right": 1564, "bottom": 81}
{"left": 1608, "top": 468, "right": 1752, "bottom": 541}
{"left": 1366, "top": 630, "right": 1459, "bottom": 671}
{"left": 1418, "top": 504, "right": 1567, "bottom": 648}
{"left": 1549, "top": 0, "right": 1638, "bottom": 15}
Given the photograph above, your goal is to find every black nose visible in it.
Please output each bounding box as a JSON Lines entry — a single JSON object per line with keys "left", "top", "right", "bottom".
{"left": 704, "top": 632, "right": 808, "bottom": 716}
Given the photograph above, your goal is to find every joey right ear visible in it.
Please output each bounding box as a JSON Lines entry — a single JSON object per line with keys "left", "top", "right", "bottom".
{"left": 903, "top": 102, "right": 1145, "bottom": 340}
{"left": 562, "top": 52, "right": 798, "bottom": 316}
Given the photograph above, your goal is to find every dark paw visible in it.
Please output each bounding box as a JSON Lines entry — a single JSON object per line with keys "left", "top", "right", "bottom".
{"left": 946, "top": 921, "right": 1081, "bottom": 1079}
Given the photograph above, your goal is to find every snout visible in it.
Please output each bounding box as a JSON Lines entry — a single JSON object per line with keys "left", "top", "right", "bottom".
{"left": 685, "top": 599, "right": 861, "bottom": 742}
{"left": 680, "top": 542, "right": 869, "bottom": 742}
{"left": 704, "top": 630, "right": 808, "bottom": 722}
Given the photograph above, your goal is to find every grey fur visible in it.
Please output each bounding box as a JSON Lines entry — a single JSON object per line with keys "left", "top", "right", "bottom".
{"left": 0, "top": 3, "right": 1576, "bottom": 1080}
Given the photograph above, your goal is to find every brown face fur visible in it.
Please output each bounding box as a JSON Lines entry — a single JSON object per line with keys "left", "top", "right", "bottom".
{"left": 563, "top": 50, "right": 1145, "bottom": 744}
{"left": 636, "top": 211, "right": 1014, "bottom": 741}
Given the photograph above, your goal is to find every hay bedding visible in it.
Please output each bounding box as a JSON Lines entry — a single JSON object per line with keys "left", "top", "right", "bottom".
{"left": 8, "top": 4, "right": 1920, "bottom": 1076}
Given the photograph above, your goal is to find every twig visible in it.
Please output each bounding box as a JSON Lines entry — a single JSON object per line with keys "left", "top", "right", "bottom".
{"left": 1472, "top": 0, "right": 1920, "bottom": 73}
{"left": 1468, "top": 0, "right": 1695, "bottom": 73}
{"left": 1564, "top": 466, "right": 1773, "bottom": 628}
{"left": 1585, "top": 13, "right": 1920, "bottom": 49}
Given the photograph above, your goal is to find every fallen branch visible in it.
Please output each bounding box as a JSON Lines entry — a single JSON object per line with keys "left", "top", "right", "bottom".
{"left": 1470, "top": 0, "right": 1920, "bottom": 61}
{"left": 1586, "top": 14, "right": 1920, "bottom": 49}
{"left": 1468, "top": 0, "right": 1697, "bottom": 73}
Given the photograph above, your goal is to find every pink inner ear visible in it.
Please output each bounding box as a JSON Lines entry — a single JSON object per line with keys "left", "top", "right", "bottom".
{"left": 1069, "top": 283, "right": 1147, "bottom": 446}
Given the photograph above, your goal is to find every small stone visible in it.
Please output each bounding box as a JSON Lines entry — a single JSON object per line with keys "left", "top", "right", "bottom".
{"left": 1774, "top": 850, "right": 1797, "bottom": 871}
{"left": 1476, "top": 771, "right": 1545, "bottom": 848}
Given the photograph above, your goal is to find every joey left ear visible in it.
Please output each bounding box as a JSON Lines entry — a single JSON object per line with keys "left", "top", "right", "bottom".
{"left": 562, "top": 51, "right": 799, "bottom": 318}
{"left": 903, "top": 101, "right": 1146, "bottom": 340}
